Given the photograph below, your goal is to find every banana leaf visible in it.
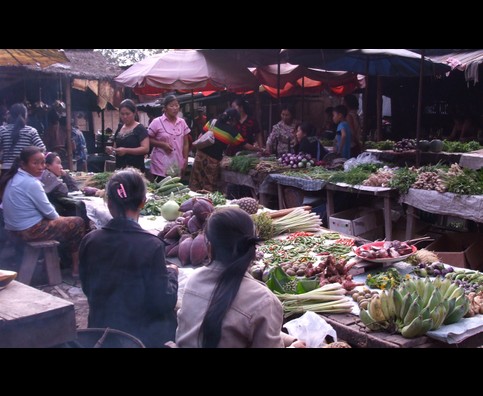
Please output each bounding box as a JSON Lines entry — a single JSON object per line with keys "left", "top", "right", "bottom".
{"left": 266, "top": 266, "right": 319, "bottom": 294}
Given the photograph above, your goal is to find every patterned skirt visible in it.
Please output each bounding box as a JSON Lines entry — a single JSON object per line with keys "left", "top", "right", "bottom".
{"left": 189, "top": 150, "right": 220, "bottom": 193}
{"left": 12, "top": 216, "right": 85, "bottom": 254}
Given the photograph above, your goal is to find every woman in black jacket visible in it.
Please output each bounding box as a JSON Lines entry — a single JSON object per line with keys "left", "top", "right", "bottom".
{"left": 79, "top": 168, "right": 179, "bottom": 347}
{"left": 40, "top": 152, "right": 91, "bottom": 231}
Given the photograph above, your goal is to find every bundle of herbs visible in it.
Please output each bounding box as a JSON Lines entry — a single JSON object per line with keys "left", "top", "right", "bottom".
{"left": 229, "top": 155, "right": 260, "bottom": 173}
{"left": 328, "top": 163, "right": 384, "bottom": 185}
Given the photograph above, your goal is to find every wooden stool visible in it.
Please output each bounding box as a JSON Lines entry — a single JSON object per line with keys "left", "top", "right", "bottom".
{"left": 17, "top": 240, "right": 62, "bottom": 286}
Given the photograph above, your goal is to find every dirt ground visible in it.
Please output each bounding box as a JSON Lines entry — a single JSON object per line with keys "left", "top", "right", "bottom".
{"left": 38, "top": 271, "right": 90, "bottom": 330}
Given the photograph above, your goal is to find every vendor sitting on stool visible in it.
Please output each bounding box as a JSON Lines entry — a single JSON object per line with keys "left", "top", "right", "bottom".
{"left": 40, "top": 152, "right": 92, "bottom": 233}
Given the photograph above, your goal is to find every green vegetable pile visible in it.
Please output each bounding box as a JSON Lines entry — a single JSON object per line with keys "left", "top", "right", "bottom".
{"left": 229, "top": 155, "right": 260, "bottom": 173}
{"left": 389, "top": 167, "right": 418, "bottom": 194}
{"left": 205, "top": 191, "right": 226, "bottom": 206}
{"left": 84, "top": 172, "right": 113, "bottom": 189}
{"left": 442, "top": 140, "right": 481, "bottom": 153}
{"left": 366, "top": 268, "right": 405, "bottom": 290}
{"left": 328, "top": 163, "right": 384, "bottom": 185}
{"left": 364, "top": 140, "right": 395, "bottom": 150}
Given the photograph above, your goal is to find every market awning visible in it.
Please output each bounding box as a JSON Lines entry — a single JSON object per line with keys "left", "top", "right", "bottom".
{"left": 0, "top": 49, "right": 69, "bottom": 68}
{"left": 421, "top": 49, "right": 483, "bottom": 83}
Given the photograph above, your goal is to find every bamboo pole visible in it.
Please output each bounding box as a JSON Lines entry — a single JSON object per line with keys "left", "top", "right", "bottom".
{"left": 415, "top": 49, "right": 425, "bottom": 167}
{"left": 376, "top": 76, "right": 382, "bottom": 141}
{"left": 65, "top": 77, "right": 73, "bottom": 170}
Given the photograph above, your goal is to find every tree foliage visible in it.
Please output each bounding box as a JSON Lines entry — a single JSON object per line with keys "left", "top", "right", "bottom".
{"left": 94, "top": 49, "right": 167, "bottom": 66}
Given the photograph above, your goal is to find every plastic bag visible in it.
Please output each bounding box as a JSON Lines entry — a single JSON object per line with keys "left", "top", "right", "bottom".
{"left": 166, "top": 162, "right": 180, "bottom": 177}
{"left": 192, "top": 130, "right": 215, "bottom": 149}
{"left": 283, "top": 311, "right": 337, "bottom": 348}
{"left": 343, "top": 152, "right": 382, "bottom": 171}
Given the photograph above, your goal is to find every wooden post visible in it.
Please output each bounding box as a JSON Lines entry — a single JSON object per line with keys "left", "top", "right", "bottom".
{"left": 254, "top": 89, "right": 263, "bottom": 143}
{"left": 65, "top": 77, "right": 73, "bottom": 170}
{"left": 376, "top": 76, "right": 382, "bottom": 141}
{"left": 277, "top": 52, "right": 281, "bottom": 104}
{"left": 101, "top": 109, "right": 105, "bottom": 152}
{"left": 301, "top": 76, "right": 305, "bottom": 122}
{"left": 415, "top": 50, "right": 425, "bottom": 167}
{"left": 362, "top": 58, "right": 370, "bottom": 142}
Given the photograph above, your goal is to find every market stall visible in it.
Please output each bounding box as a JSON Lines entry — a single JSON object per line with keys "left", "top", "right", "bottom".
{"left": 326, "top": 183, "right": 398, "bottom": 241}
{"left": 255, "top": 232, "right": 483, "bottom": 347}
{"left": 401, "top": 188, "right": 483, "bottom": 239}
{"left": 365, "top": 149, "right": 462, "bottom": 167}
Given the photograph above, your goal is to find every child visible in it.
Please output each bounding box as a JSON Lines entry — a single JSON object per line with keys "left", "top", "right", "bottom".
{"left": 333, "top": 105, "right": 352, "bottom": 159}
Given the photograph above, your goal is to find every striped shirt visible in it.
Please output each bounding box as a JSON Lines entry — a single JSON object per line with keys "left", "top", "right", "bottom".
{"left": 0, "top": 124, "right": 46, "bottom": 170}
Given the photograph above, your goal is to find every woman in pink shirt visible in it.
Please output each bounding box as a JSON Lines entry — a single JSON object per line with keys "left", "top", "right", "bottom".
{"left": 147, "top": 95, "right": 191, "bottom": 182}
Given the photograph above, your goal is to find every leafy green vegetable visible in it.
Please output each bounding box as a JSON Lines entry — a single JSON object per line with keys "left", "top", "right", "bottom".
{"left": 85, "top": 172, "right": 113, "bottom": 189}
{"left": 445, "top": 170, "right": 483, "bottom": 195}
{"left": 389, "top": 167, "right": 418, "bottom": 194}
{"left": 364, "top": 140, "right": 396, "bottom": 150}
{"left": 206, "top": 191, "right": 226, "bottom": 206}
{"left": 229, "top": 155, "right": 260, "bottom": 173}
{"left": 366, "top": 268, "right": 404, "bottom": 290}
{"left": 266, "top": 266, "right": 318, "bottom": 294}
{"left": 442, "top": 139, "right": 482, "bottom": 153}
{"left": 328, "top": 164, "right": 384, "bottom": 185}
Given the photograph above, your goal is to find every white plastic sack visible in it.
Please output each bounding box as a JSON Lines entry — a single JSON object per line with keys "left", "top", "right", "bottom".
{"left": 283, "top": 311, "right": 337, "bottom": 348}
{"left": 344, "top": 152, "right": 382, "bottom": 171}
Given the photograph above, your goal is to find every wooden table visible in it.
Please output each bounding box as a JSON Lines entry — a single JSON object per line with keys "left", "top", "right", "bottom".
{"left": 0, "top": 281, "right": 77, "bottom": 348}
{"left": 365, "top": 149, "right": 462, "bottom": 167}
{"left": 320, "top": 312, "right": 483, "bottom": 348}
{"left": 325, "top": 183, "right": 399, "bottom": 241}
{"left": 401, "top": 188, "right": 483, "bottom": 239}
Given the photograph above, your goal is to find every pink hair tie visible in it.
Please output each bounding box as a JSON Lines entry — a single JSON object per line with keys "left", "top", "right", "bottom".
{"left": 117, "top": 183, "right": 127, "bottom": 199}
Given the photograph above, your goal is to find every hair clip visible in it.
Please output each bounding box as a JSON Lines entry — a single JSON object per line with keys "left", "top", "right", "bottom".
{"left": 117, "top": 183, "right": 127, "bottom": 199}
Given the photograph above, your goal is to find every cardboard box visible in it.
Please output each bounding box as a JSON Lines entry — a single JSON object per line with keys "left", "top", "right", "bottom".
{"left": 425, "top": 232, "right": 483, "bottom": 269}
{"left": 329, "top": 207, "right": 383, "bottom": 237}
{"left": 462, "top": 238, "right": 483, "bottom": 271}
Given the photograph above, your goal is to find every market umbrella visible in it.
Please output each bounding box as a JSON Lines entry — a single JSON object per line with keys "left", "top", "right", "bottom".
{"left": 284, "top": 49, "right": 450, "bottom": 77}
{"left": 284, "top": 49, "right": 451, "bottom": 150}
{"left": 0, "top": 49, "right": 69, "bottom": 67}
{"left": 251, "top": 62, "right": 359, "bottom": 90}
{"left": 114, "top": 49, "right": 260, "bottom": 95}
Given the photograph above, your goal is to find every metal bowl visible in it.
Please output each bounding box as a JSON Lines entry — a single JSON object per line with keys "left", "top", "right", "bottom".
{"left": 0, "top": 269, "right": 17, "bottom": 289}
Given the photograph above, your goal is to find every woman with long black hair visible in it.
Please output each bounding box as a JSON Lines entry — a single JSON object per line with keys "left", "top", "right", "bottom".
{"left": 176, "top": 207, "right": 305, "bottom": 348}
{"left": 0, "top": 103, "right": 45, "bottom": 176}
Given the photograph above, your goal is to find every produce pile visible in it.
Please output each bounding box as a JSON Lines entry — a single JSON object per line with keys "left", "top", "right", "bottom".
{"left": 277, "top": 152, "right": 323, "bottom": 169}
{"left": 356, "top": 240, "right": 414, "bottom": 260}
{"left": 365, "top": 139, "right": 481, "bottom": 153}
{"left": 365, "top": 268, "right": 407, "bottom": 290}
{"left": 359, "top": 277, "right": 469, "bottom": 338}
{"left": 406, "top": 264, "right": 483, "bottom": 317}
{"left": 252, "top": 207, "right": 322, "bottom": 240}
{"left": 83, "top": 172, "right": 113, "bottom": 189}
{"left": 147, "top": 176, "right": 190, "bottom": 197}
{"left": 253, "top": 232, "right": 362, "bottom": 292}
{"left": 140, "top": 177, "right": 192, "bottom": 216}
{"left": 158, "top": 197, "right": 215, "bottom": 266}
{"left": 280, "top": 160, "right": 483, "bottom": 196}
{"left": 265, "top": 266, "right": 354, "bottom": 316}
